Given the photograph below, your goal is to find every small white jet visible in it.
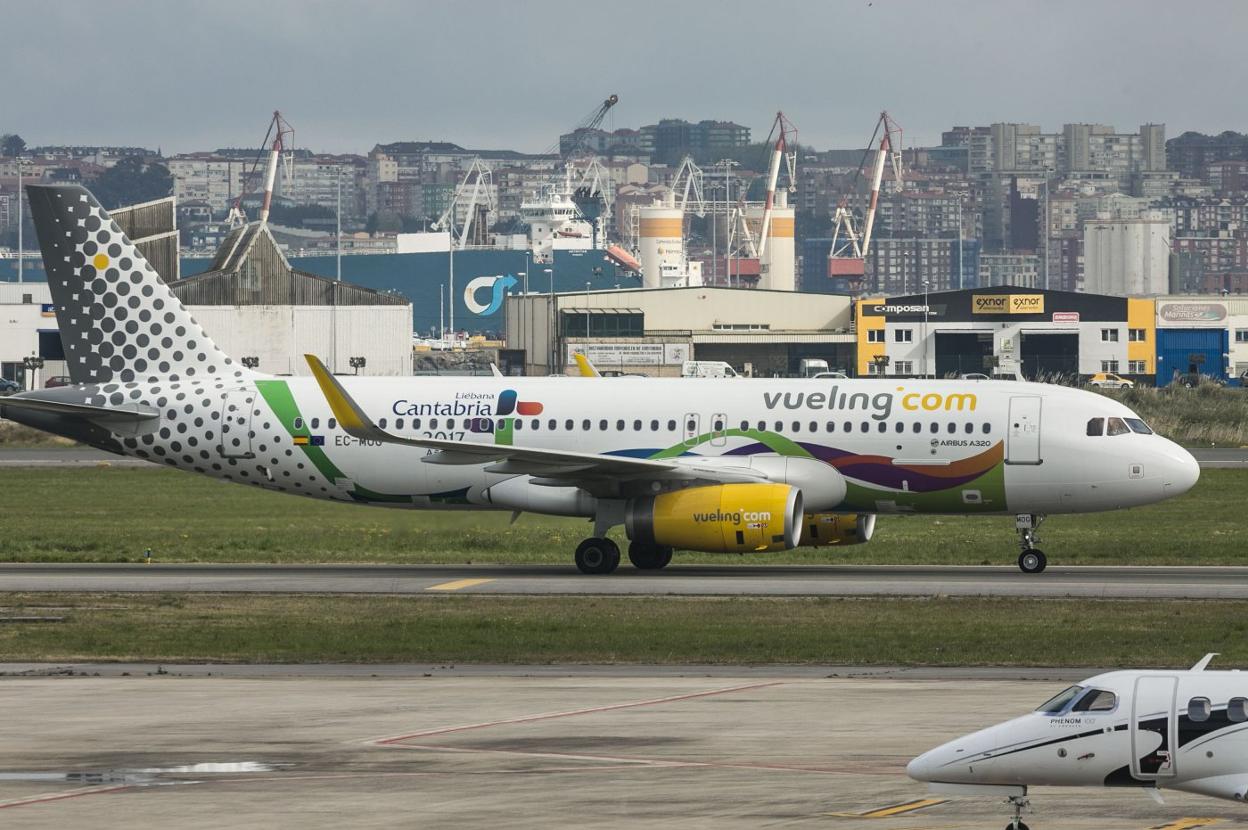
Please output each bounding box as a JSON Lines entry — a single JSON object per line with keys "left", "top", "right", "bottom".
{"left": 908, "top": 655, "right": 1248, "bottom": 829}
{"left": 3, "top": 185, "right": 1200, "bottom": 574}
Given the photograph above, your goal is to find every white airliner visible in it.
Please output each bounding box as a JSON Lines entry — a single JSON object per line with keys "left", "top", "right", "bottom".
{"left": 908, "top": 655, "right": 1248, "bottom": 830}
{"left": 4, "top": 185, "right": 1200, "bottom": 574}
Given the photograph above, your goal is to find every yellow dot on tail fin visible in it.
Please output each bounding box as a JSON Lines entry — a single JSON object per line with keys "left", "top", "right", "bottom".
{"left": 92, "top": 254, "right": 109, "bottom": 270}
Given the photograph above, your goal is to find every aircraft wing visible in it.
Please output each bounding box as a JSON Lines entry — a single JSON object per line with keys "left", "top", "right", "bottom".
{"left": 303, "top": 354, "right": 764, "bottom": 485}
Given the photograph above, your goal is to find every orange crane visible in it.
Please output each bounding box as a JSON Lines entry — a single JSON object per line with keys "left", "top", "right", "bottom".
{"left": 828, "top": 111, "right": 903, "bottom": 283}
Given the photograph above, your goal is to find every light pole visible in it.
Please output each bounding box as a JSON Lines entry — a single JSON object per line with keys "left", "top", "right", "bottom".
{"left": 16, "top": 157, "right": 23, "bottom": 284}
{"left": 544, "top": 267, "right": 554, "bottom": 373}
{"left": 923, "top": 279, "right": 931, "bottom": 378}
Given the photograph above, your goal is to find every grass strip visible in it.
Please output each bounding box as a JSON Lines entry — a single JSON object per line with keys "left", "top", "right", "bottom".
{"left": 1, "top": 593, "right": 1246, "bottom": 667}
{"left": 0, "top": 467, "right": 1244, "bottom": 566}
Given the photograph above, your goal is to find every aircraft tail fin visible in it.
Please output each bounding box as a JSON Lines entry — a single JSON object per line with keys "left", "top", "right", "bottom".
{"left": 26, "top": 184, "right": 245, "bottom": 385}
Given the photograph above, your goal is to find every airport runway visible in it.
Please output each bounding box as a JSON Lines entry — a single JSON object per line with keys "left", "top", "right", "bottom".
{"left": 0, "top": 668, "right": 1232, "bottom": 829}
{"left": 1, "top": 446, "right": 1247, "bottom": 467}
{"left": 4, "top": 562, "right": 1248, "bottom": 598}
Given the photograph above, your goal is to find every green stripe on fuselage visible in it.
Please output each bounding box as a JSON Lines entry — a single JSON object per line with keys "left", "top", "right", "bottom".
{"left": 254, "top": 379, "right": 346, "bottom": 483}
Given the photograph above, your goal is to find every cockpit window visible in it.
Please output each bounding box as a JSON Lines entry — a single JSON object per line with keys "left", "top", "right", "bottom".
{"left": 1086, "top": 418, "right": 1104, "bottom": 436}
{"left": 1072, "top": 689, "right": 1118, "bottom": 712}
{"left": 1106, "top": 417, "right": 1131, "bottom": 436}
{"left": 1036, "top": 685, "right": 1084, "bottom": 714}
{"left": 1124, "top": 418, "right": 1153, "bottom": 435}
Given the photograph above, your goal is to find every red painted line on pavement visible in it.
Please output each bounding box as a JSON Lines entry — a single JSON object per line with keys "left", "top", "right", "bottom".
{"left": 371, "top": 680, "right": 785, "bottom": 746}
{"left": 0, "top": 784, "right": 134, "bottom": 810}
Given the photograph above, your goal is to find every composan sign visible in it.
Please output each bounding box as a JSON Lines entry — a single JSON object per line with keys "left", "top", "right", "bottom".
{"left": 1158, "top": 302, "right": 1227, "bottom": 324}
{"left": 972, "top": 294, "right": 1045, "bottom": 315}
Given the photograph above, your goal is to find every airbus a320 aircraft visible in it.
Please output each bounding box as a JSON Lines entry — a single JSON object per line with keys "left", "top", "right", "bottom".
{"left": 908, "top": 655, "right": 1248, "bottom": 830}
{"left": 4, "top": 185, "right": 1199, "bottom": 574}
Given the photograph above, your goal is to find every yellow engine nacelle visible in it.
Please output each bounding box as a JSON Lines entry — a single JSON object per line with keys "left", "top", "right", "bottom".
{"left": 625, "top": 483, "right": 803, "bottom": 553}
{"left": 798, "top": 513, "right": 877, "bottom": 547}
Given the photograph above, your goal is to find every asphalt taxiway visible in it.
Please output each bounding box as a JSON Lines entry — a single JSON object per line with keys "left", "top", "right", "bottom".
{"left": 3, "top": 562, "right": 1248, "bottom": 599}
{"left": 0, "top": 667, "right": 1233, "bottom": 829}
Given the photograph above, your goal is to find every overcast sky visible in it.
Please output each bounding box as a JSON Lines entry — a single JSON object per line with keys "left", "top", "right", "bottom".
{"left": 3, "top": 0, "right": 1244, "bottom": 155}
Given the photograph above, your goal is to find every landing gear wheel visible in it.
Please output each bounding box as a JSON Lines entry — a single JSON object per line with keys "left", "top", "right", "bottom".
{"left": 575, "top": 538, "right": 620, "bottom": 575}
{"left": 1018, "top": 550, "right": 1047, "bottom": 574}
{"left": 628, "top": 542, "right": 674, "bottom": 570}
{"left": 1005, "top": 823, "right": 1029, "bottom": 830}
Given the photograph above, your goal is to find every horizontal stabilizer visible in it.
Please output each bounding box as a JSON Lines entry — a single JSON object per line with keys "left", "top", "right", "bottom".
{"left": 0, "top": 394, "right": 160, "bottom": 436}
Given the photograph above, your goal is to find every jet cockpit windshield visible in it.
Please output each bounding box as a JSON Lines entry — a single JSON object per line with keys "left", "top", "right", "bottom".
{"left": 1036, "top": 685, "right": 1084, "bottom": 714}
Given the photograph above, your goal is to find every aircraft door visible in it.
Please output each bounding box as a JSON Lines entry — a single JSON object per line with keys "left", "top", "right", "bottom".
{"left": 709, "top": 412, "right": 728, "bottom": 447}
{"left": 1131, "top": 675, "right": 1178, "bottom": 779}
{"left": 219, "top": 389, "right": 255, "bottom": 459}
{"left": 1006, "top": 396, "right": 1042, "bottom": 465}
{"left": 682, "top": 412, "right": 701, "bottom": 446}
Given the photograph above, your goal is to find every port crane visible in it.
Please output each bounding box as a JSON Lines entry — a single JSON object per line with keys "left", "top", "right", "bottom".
{"left": 731, "top": 111, "right": 797, "bottom": 261}
{"left": 434, "top": 158, "right": 496, "bottom": 249}
{"left": 829, "top": 110, "right": 903, "bottom": 266}
{"left": 227, "top": 110, "right": 295, "bottom": 229}
{"left": 558, "top": 94, "right": 620, "bottom": 159}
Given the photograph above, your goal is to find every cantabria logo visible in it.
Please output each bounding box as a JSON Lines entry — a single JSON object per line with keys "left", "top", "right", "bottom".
{"left": 391, "top": 388, "right": 543, "bottom": 416}
{"left": 463, "top": 274, "right": 519, "bottom": 316}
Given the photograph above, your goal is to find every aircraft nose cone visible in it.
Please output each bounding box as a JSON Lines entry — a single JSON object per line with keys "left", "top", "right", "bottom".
{"left": 906, "top": 751, "right": 935, "bottom": 782}
{"left": 1164, "top": 443, "right": 1200, "bottom": 496}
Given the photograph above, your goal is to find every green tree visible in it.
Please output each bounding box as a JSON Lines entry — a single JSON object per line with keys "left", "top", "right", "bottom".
{"left": 90, "top": 156, "right": 173, "bottom": 209}
{"left": 1, "top": 134, "right": 25, "bottom": 157}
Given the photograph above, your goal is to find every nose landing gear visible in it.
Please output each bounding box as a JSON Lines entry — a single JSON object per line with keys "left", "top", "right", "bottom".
{"left": 1004, "top": 793, "right": 1031, "bottom": 830}
{"left": 1015, "top": 514, "right": 1047, "bottom": 574}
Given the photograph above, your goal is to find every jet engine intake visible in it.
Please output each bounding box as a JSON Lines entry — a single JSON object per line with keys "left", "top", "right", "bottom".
{"left": 626, "top": 483, "right": 802, "bottom": 553}
{"left": 798, "top": 513, "right": 876, "bottom": 547}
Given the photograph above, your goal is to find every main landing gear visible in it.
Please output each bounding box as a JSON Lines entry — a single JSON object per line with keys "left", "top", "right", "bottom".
{"left": 627, "top": 542, "right": 673, "bottom": 571}
{"left": 1004, "top": 793, "right": 1031, "bottom": 830}
{"left": 575, "top": 537, "right": 620, "bottom": 575}
{"left": 1015, "top": 514, "right": 1047, "bottom": 574}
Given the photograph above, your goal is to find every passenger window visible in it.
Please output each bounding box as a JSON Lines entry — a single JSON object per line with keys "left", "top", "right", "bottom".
{"left": 667, "top": 420, "right": 676, "bottom": 431}
{"left": 653, "top": 420, "right": 662, "bottom": 431}
{"left": 895, "top": 422, "right": 904, "bottom": 433}
{"left": 688, "top": 419, "right": 697, "bottom": 433}
{"left": 714, "top": 419, "right": 725, "bottom": 432}
{"left": 757, "top": 420, "right": 767, "bottom": 431}
{"left": 877, "top": 422, "right": 887, "bottom": 433}
{"left": 411, "top": 418, "right": 420, "bottom": 429}
{"left": 826, "top": 421, "right": 836, "bottom": 432}
{"left": 430, "top": 418, "right": 439, "bottom": 429}
{"left": 809, "top": 421, "right": 817, "bottom": 432}
{"left": 1107, "top": 417, "right": 1130, "bottom": 436}
{"left": 792, "top": 421, "right": 801, "bottom": 433}
{"left": 913, "top": 423, "right": 922, "bottom": 434}
{"left": 581, "top": 419, "right": 591, "bottom": 430}
{"left": 616, "top": 420, "right": 626, "bottom": 431}
{"left": 513, "top": 419, "right": 522, "bottom": 431}
{"left": 530, "top": 419, "right": 539, "bottom": 430}
{"left": 447, "top": 419, "right": 456, "bottom": 429}
{"left": 964, "top": 422, "right": 973, "bottom": 434}
{"left": 774, "top": 421, "right": 783, "bottom": 432}
{"left": 328, "top": 418, "right": 337, "bottom": 430}
{"left": 396, "top": 418, "right": 404, "bottom": 430}
{"left": 311, "top": 418, "right": 320, "bottom": 429}
{"left": 740, "top": 420, "right": 749, "bottom": 431}
{"left": 599, "top": 420, "right": 608, "bottom": 430}
{"left": 1087, "top": 418, "right": 1104, "bottom": 436}
{"left": 549, "top": 419, "right": 557, "bottom": 430}
{"left": 844, "top": 421, "right": 852, "bottom": 432}
{"left": 1189, "top": 697, "right": 1212, "bottom": 722}
{"left": 293, "top": 417, "right": 304, "bottom": 430}
{"left": 379, "top": 418, "right": 388, "bottom": 429}
{"left": 1125, "top": 418, "right": 1153, "bottom": 435}
{"left": 947, "top": 422, "right": 956, "bottom": 434}
{"left": 1072, "top": 689, "right": 1117, "bottom": 712}
{"left": 930, "top": 423, "right": 939, "bottom": 433}
{"left": 860, "top": 422, "right": 869, "bottom": 433}
{"left": 633, "top": 419, "right": 642, "bottom": 431}
{"left": 1229, "top": 697, "right": 1248, "bottom": 722}
{"left": 565, "top": 419, "right": 573, "bottom": 430}
{"left": 982, "top": 423, "right": 991, "bottom": 434}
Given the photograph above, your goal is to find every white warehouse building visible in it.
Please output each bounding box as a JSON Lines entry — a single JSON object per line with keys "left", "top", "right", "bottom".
{"left": 1083, "top": 215, "right": 1171, "bottom": 296}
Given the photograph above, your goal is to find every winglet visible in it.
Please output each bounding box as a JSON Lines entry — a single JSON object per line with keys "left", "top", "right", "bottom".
{"left": 1192, "top": 653, "right": 1219, "bottom": 671}
{"left": 304, "top": 354, "right": 375, "bottom": 437}
{"left": 573, "top": 352, "right": 601, "bottom": 377}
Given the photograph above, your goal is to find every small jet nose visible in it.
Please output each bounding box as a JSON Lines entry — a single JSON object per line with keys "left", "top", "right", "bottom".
{"left": 906, "top": 751, "right": 935, "bottom": 782}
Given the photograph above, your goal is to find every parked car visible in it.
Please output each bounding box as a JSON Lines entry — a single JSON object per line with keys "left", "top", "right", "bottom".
{"left": 811, "top": 371, "right": 849, "bottom": 379}
{"left": 960, "top": 373, "right": 990, "bottom": 380}
{"left": 1088, "top": 372, "right": 1134, "bottom": 389}
{"left": 44, "top": 375, "right": 73, "bottom": 388}
{"left": 0, "top": 377, "right": 19, "bottom": 395}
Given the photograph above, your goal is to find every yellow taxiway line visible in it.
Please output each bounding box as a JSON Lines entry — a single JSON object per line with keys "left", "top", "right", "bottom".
{"left": 425, "top": 578, "right": 494, "bottom": 592}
